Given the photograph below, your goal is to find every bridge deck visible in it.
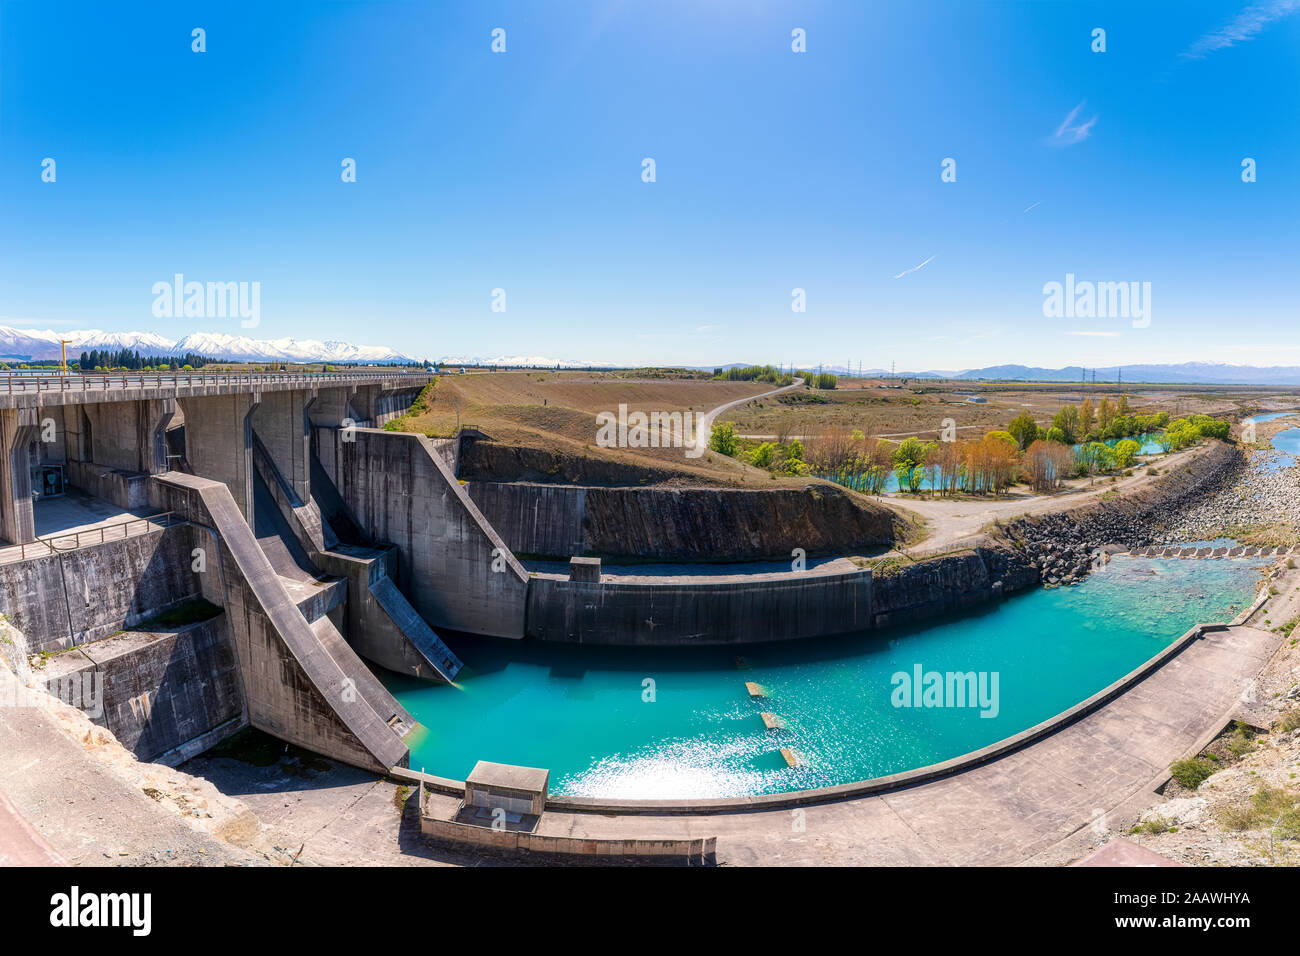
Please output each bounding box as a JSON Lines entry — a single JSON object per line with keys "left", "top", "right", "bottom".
{"left": 0, "top": 370, "right": 431, "bottom": 408}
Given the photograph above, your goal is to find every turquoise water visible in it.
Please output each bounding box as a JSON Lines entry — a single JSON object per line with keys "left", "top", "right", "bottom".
{"left": 818, "top": 469, "right": 908, "bottom": 494}
{"left": 1071, "top": 431, "right": 1163, "bottom": 456}
{"left": 387, "top": 557, "right": 1264, "bottom": 799}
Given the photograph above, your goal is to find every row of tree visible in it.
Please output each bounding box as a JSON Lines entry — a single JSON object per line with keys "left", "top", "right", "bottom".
{"left": 1005, "top": 394, "right": 1177, "bottom": 449}
{"left": 789, "top": 413, "right": 1232, "bottom": 497}
{"left": 77, "top": 349, "right": 217, "bottom": 371}
{"left": 711, "top": 365, "right": 838, "bottom": 389}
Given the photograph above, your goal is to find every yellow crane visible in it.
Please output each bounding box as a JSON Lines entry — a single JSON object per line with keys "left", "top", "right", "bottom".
{"left": 59, "top": 339, "right": 73, "bottom": 374}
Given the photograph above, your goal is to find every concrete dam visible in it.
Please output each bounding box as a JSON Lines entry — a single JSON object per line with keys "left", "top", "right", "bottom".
{"left": 0, "top": 370, "right": 895, "bottom": 775}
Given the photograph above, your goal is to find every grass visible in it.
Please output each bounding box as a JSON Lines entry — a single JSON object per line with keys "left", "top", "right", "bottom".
{"left": 1271, "top": 614, "right": 1300, "bottom": 635}
{"left": 1275, "top": 708, "right": 1300, "bottom": 734}
{"left": 1224, "top": 721, "right": 1258, "bottom": 759}
{"left": 1218, "top": 786, "right": 1300, "bottom": 838}
{"left": 871, "top": 556, "right": 907, "bottom": 577}
{"left": 1129, "top": 816, "right": 1177, "bottom": 836}
{"left": 1170, "top": 757, "right": 1217, "bottom": 790}
{"left": 389, "top": 371, "right": 791, "bottom": 487}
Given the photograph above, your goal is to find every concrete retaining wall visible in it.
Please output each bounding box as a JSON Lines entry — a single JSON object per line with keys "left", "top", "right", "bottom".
{"left": 316, "top": 427, "right": 529, "bottom": 638}
{"left": 64, "top": 462, "right": 150, "bottom": 510}
{"left": 466, "top": 482, "right": 586, "bottom": 558}
{"left": 466, "top": 480, "right": 901, "bottom": 561}
{"left": 526, "top": 569, "right": 872, "bottom": 645}
{"left": 870, "top": 547, "right": 1039, "bottom": 629}
{"left": 0, "top": 526, "right": 203, "bottom": 654}
{"left": 417, "top": 781, "right": 715, "bottom": 863}
{"left": 40, "top": 615, "right": 243, "bottom": 764}
{"left": 426, "top": 437, "right": 460, "bottom": 476}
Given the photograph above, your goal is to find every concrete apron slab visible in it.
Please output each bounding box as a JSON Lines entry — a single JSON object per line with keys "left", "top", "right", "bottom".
{"left": 395, "top": 622, "right": 1281, "bottom": 866}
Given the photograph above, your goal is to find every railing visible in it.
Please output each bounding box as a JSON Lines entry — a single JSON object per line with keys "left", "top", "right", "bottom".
{"left": 0, "top": 369, "right": 431, "bottom": 395}
{"left": 4, "top": 511, "right": 183, "bottom": 563}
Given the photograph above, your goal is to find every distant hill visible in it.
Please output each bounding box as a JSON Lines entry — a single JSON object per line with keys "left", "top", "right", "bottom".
{"left": 949, "top": 363, "right": 1300, "bottom": 385}
{"left": 726, "top": 362, "right": 1300, "bottom": 386}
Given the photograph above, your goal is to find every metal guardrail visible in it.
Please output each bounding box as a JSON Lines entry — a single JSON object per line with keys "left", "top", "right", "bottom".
{"left": 0, "top": 369, "right": 431, "bottom": 395}
{"left": 5, "top": 511, "right": 183, "bottom": 563}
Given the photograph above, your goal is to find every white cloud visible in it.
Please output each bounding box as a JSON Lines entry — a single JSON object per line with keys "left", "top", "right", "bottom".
{"left": 1182, "top": 0, "right": 1300, "bottom": 59}
{"left": 893, "top": 254, "right": 936, "bottom": 279}
{"left": 1049, "top": 102, "right": 1097, "bottom": 146}
{"left": 1064, "top": 330, "right": 1122, "bottom": 337}
{"left": 1022, "top": 201, "right": 1041, "bottom": 213}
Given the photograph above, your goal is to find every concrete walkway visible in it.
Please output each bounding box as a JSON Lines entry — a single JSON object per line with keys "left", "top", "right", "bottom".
{"left": 0, "top": 492, "right": 165, "bottom": 565}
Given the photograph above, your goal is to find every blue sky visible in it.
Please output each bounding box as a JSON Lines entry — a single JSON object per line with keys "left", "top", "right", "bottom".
{"left": 1, "top": 0, "right": 1297, "bottom": 369}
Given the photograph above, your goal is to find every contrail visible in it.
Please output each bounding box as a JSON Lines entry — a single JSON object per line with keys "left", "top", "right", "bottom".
{"left": 893, "top": 255, "right": 936, "bottom": 279}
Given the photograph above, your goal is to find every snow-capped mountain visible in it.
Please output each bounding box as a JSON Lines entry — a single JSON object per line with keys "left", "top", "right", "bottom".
{"left": 434, "top": 354, "right": 607, "bottom": 368}
{"left": 0, "top": 326, "right": 416, "bottom": 364}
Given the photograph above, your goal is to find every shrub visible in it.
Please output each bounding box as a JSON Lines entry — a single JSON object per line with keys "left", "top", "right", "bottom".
{"left": 1170, "top": 757, "right": 1216, "bottom": 790}
{"left": 1113, "top": 438, "right": 1140, "bottom": 468}
{"left": 1129, "top": 817, "right": 1175, "bottom": 836}
{"left": 708, "top": 422, "right": 739, "bottom": 457}
{"left": 1276, "top": 708, "right": 1300, "bottom": 734}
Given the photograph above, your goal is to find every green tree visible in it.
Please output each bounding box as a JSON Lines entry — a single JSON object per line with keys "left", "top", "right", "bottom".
{"left": 1007, "top": 411, "right": 1041, "bottom": 450}
{"left": 892, "top": 436, "right": 932, "bottom": 493}
{"left": 750, "top": 441, "right": 778, "bottom": 468}
{"left": 708, "top": 422, "right": 739, "bottom": 457}
{"left": 1079, "top": 399, "right": 1096, "bottom": 438}
{"left": 1052, "top": 405, "right": 1080, "bottom": 444}
{"left": 1113, "top": 438, "right": 1140, "bottom": 468}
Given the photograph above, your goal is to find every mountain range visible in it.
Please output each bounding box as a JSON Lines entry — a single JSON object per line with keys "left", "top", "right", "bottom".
{"left": 0, "top": 327, "right": 415, "bottom": 364}
{"left": 786, "top": 363, "right": 1300, "bottom": 386}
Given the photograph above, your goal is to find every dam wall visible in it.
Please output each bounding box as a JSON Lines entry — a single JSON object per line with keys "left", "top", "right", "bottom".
{"left": 526, "top": 568, "right": 872, "bottom": 645}
{"left": 39, "top": 614, "right": 244, "bottom": 765}
{"left": 149, "top": 471, "right": 412, "bottom": 773}
{"left": 0, "top": 526, "right": 203, "bottom": 654}
{"left": 315, "top": 427, "right": 529, "bottom": 639}
{"left": 466, "top": 480, "right": 902, "bottom": 562}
